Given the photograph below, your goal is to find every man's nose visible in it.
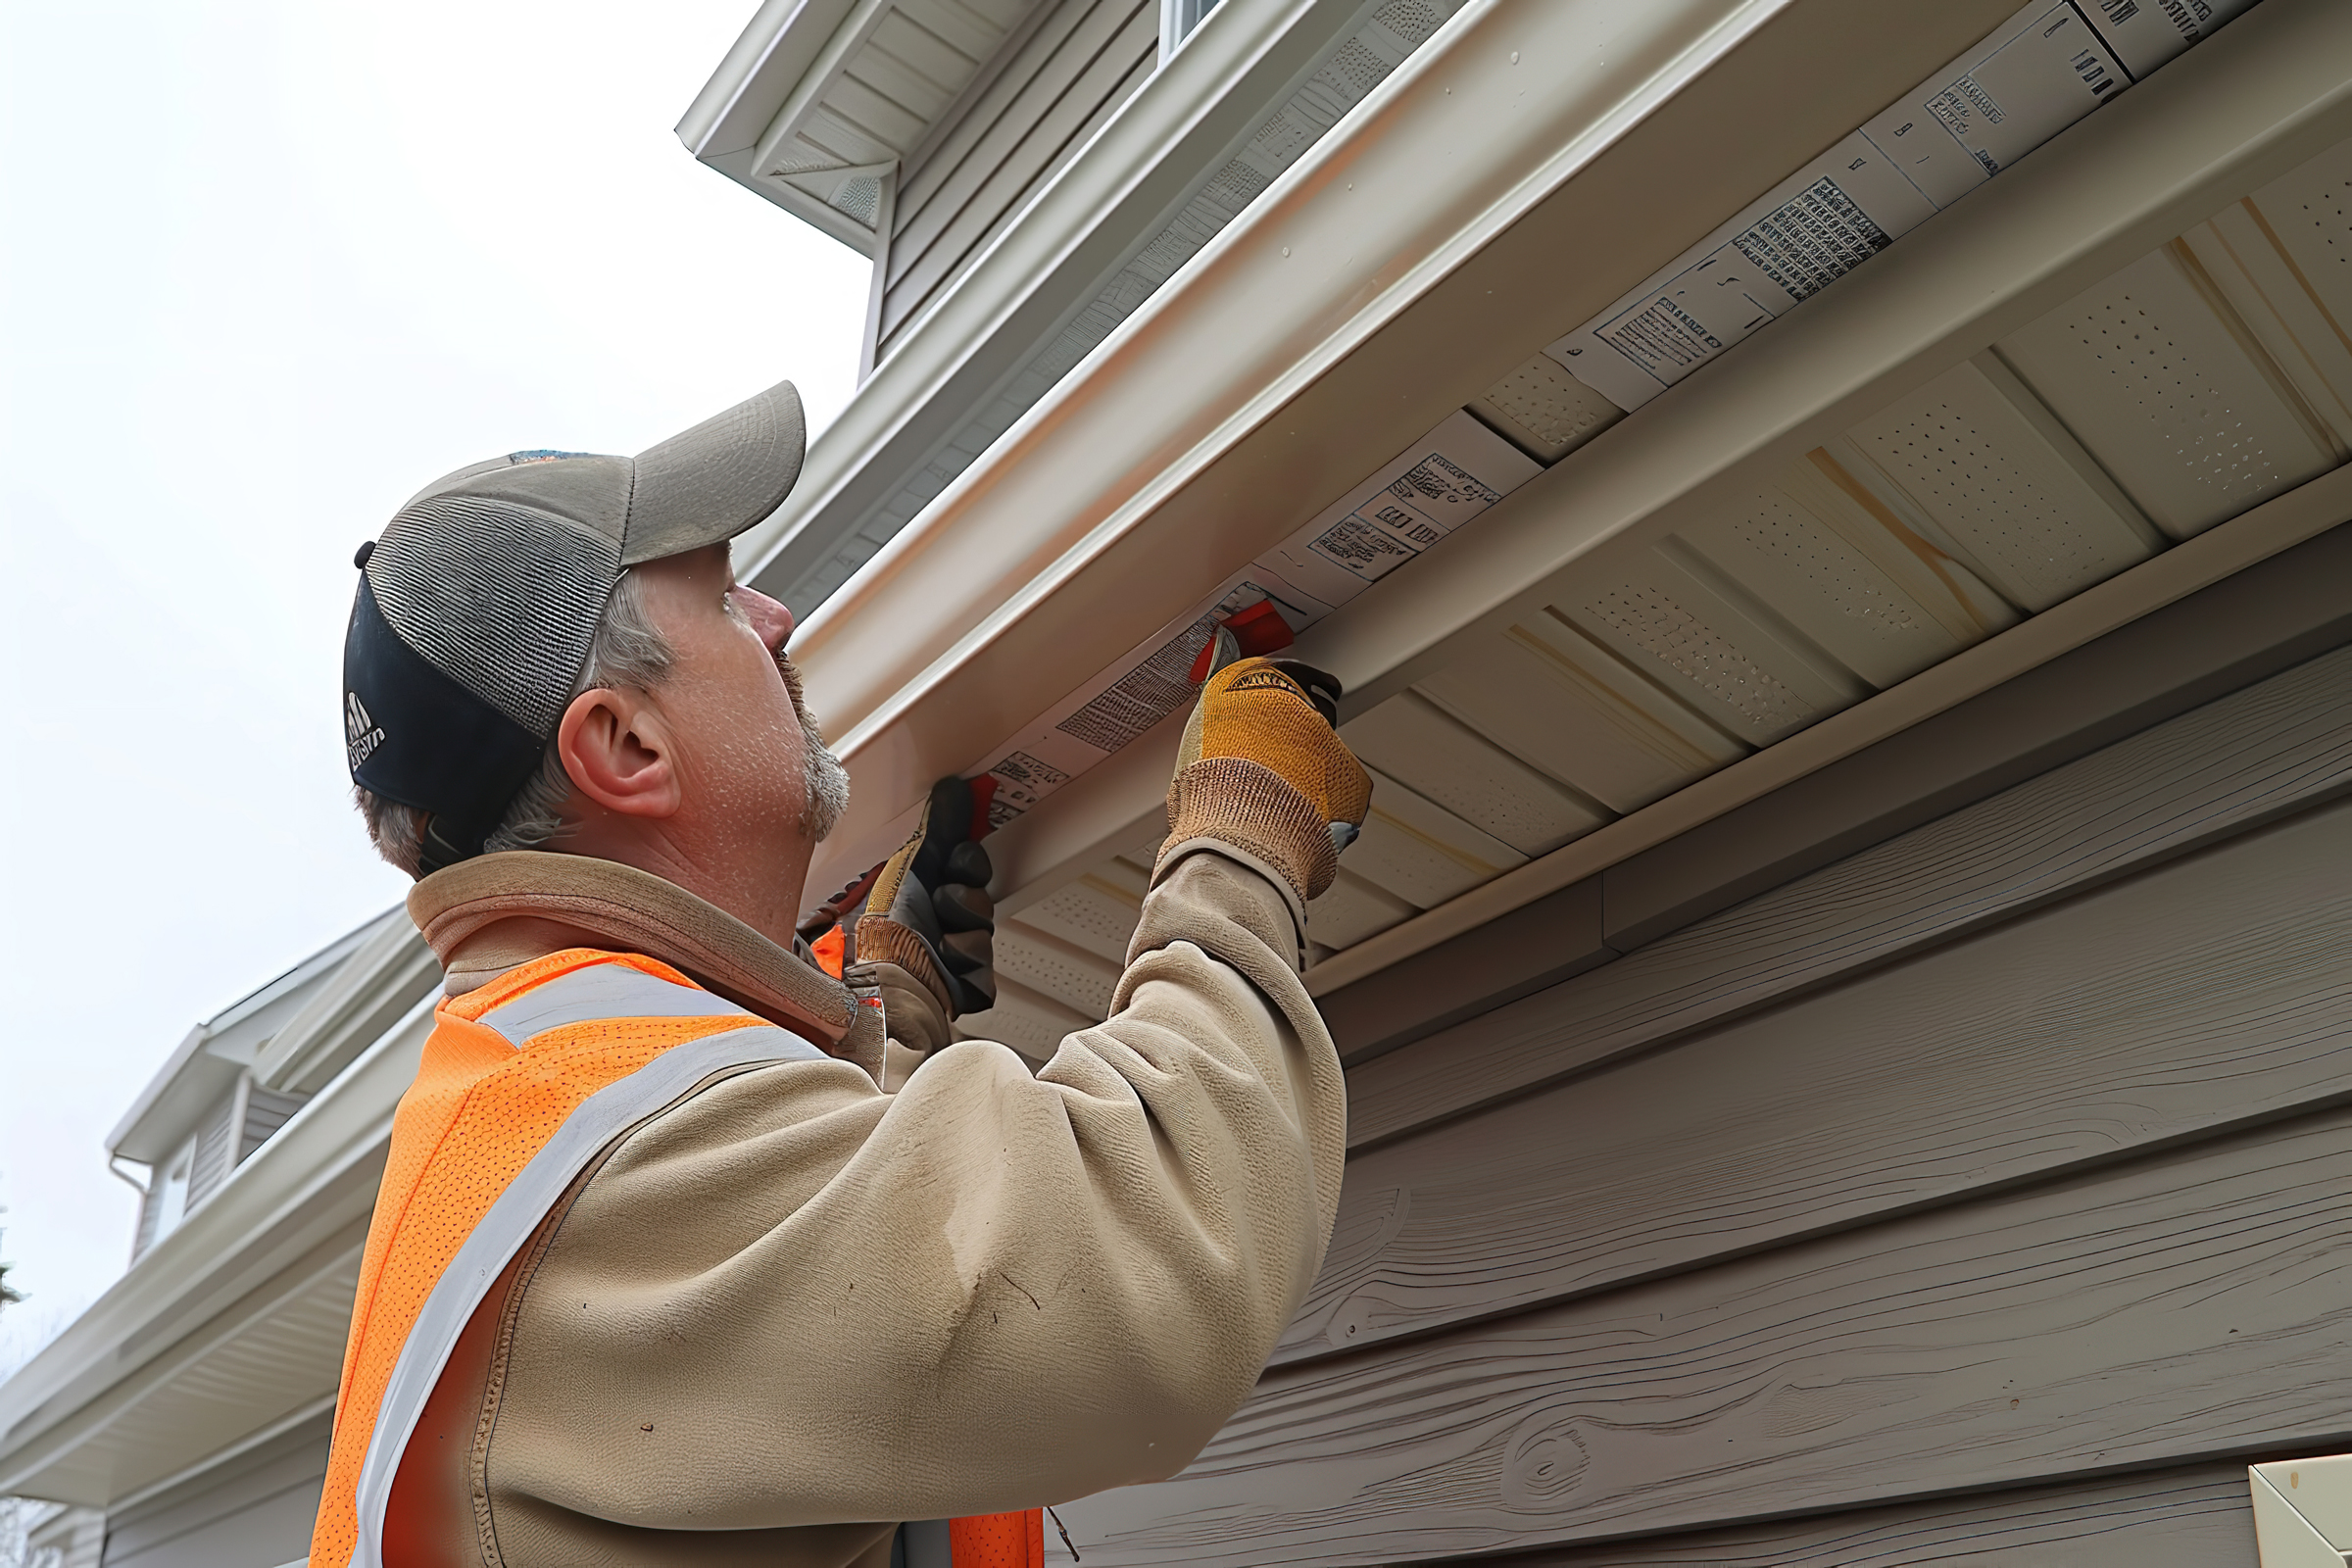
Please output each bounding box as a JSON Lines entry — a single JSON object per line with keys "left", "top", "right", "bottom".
{"left": 736, "top": 586, "right": 796, "bottom": 656}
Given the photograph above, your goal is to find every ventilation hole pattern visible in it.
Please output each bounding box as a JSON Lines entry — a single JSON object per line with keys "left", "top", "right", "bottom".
{"left": 1582, "top": 588, "right": 1812, "bottom": 733}
{"left": 996, "top": 929, "right": 1113, "bottom": 1018}
{"left": 1317, "top": 38, "right": 1391, "bottom": 98}
{"left": 832, "top": 175, "right": 881, "bottom": 227}
{"left": 1487, "top": 361, "right": 1620, "bottom": 449}
{"left": 2295, "top": 178, "right": 2352, "bottom": 272}
{"left": 1732, "top": 495, "right": 1919, "bottom": 640}
{"left": 1380, "top": 754, "right": 1586, "bottom": 854}
{"left": 1372, "top": 0, "right": 1448, "bottom": 46}
{"left": 1866, "top": 402, "right": 2111, "bottom": 600}
{"left": 1024, "top": 884, "right": 1140, "bottom": 955}
{"left": 2061, "top": 291, "right": 2290, "bottom": 509}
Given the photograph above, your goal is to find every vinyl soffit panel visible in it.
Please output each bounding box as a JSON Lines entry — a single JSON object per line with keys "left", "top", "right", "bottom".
{"left": 1411, "top": 620, "right": 1747, "bottom": 818}
{"left": 1839, "top": 357, "right": 2163, "bottom": 611}
{"left": 1998, "top": 245, "right": 2342, "bottom": 538}
{"left": 1340, "top": 691, "right": 1610, "bottom": 858}
{"left": 1669, "top": 481, "right": 1973, "bottom": 690}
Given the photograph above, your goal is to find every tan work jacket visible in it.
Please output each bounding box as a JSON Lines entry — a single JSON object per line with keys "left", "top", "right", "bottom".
{"left": 309, "top": 845, "right": 1346, "bottom": 1568}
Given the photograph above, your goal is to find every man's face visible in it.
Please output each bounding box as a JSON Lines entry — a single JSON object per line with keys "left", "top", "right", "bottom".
{"left": 632, "top": 544, "right": 842, "bottom": 858}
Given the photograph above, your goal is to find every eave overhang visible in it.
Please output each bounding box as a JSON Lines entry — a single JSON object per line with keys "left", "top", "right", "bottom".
{"left": 0, "top": 998, "right": 430, "bottom": 1505}
{"left": 779, "top": 0, "right": 2352, "bottom": 973}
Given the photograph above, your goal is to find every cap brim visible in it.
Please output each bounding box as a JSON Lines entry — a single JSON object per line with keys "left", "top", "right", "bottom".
{"left": 620, "top": 379, "right": 806, "bottom": 566}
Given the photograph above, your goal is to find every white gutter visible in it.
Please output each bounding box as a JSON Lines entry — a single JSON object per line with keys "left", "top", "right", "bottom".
{"left": 788, "top": 0, "right": 2036, "bottom": 899}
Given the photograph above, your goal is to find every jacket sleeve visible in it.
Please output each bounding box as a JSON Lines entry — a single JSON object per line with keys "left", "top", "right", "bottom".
{"left": 483, "top": 848, "right": 1347, "bottom": 1532}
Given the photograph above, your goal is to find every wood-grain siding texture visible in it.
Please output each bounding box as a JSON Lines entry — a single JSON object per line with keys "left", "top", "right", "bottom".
{"left": 1294, "top": 795, "right": 2352, "bottom": 1362}
{"left": 1065, "top": 1103, "right": 2352, "bottom": 1564}
{"left": 1489, "top": 1462, "right": 2256, "bottom": 1566}
{"left": 1058, "top": 644, "right": 2352, "bottom": 1567}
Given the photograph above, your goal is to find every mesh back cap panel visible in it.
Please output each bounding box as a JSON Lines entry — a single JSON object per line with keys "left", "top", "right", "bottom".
{"left": 412, "top": 453, "right": 634, "bottom": 546}
{"left": 367, "top": 496, "right": 617, "bottom": 737}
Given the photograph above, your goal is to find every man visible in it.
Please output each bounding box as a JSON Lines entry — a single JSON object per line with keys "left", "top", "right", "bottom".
{"left": 315, "top": 379, "right": 1373, "bottom": 1567}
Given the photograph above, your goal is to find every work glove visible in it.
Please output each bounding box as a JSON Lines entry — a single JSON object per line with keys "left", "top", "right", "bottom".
{"left": 856, "top": 775, "right": 997, "bottom": 1019}
{"left": 1158, "top": 657, "right": 1373, "bottom": 906}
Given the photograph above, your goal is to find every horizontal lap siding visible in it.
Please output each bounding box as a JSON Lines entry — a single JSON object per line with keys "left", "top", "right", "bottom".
{"left": 1293, "top": 796, "right": 2352, "bottom": 1362}
{"left": 1058, "top": 644, "right": 2352, "bottom": 1565}
{"left": 1495, "top": 1462, "right": 2257, "bottom": 1567}
{"left": 1063, "top": 1102, "right": 2352, "bottom": 1565}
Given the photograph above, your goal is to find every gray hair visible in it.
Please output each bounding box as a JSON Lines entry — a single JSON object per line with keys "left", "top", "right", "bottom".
{"left": 356, "top": 570, "right": 853, "bottom": 877}
{"left": 356, "top": 569, "right": 675, "bottom": 877}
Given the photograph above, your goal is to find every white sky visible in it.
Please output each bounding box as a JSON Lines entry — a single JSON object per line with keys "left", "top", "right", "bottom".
{"left": 0, "top": 0, "right": 868, "bottom": 1370}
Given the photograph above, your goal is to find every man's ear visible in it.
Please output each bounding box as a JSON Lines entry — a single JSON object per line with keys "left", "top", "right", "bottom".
{"left": 556, "top": 686, "right": 681, "bottom": 820}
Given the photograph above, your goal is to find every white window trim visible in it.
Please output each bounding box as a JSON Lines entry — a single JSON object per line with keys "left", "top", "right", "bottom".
{"left": 1160, "top": 0, "right": 1221, "bottom": 61}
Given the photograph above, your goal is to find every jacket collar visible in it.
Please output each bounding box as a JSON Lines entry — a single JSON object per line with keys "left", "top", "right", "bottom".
{"left": 408, "top": 851, "right": 851, "bottom": 1050}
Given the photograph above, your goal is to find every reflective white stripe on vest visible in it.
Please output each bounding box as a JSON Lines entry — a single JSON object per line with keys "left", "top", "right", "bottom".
{"left": 350, "top": 967, "right": 827, "bottom": 1567}
{"left": 474, "top": 960, "right": 758, "bottom": 1046}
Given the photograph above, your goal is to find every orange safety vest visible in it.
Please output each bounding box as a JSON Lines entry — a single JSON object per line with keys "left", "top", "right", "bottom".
{"left": 310, "top": 949, "right": 1043, "bottom": 1568}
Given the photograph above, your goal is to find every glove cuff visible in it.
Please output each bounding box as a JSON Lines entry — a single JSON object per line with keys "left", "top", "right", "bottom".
{"left": 855, "top": 913, "right": 957, "bottom": 1021}
{"left": 1158, "top": 755, "right": 1340, "bottom": 906}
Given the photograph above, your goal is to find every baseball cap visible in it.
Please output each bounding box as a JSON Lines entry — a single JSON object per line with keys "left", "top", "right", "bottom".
{"left": 343, "top": 379, "right": 805, "bottom": 877}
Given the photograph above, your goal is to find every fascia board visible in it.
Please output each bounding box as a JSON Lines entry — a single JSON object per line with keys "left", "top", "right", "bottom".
{"left": 782, "top": 0, "right": 2038, "bottom": 900}
{"left": 0, "top": 997, "right": 430, "bottom": 1500}
{"left": 199, "top": 913, "right": 381, "bottom": 1039}
{"left": 735, "top": 0, "right": 1383, "bottom": 598}
{"left": 678, "top": 0, "right": 863, "bottom": 160}
{"left": 102, "top": 1025, "right": 211, "bottom": 1163}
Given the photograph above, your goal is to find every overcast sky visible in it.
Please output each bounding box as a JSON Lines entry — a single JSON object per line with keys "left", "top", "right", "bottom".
{"left": 0, "top": 0, "right": 868, "bottom": 1370}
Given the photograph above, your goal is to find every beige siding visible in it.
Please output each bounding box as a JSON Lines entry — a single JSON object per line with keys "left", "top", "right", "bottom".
{"left": 1051, "top": 637, "right": 2352, "bottom": 1566}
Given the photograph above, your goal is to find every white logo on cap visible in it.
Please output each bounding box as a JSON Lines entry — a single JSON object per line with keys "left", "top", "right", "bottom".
{"left": 346, "top": 692, "right": 386, "bottom": 770}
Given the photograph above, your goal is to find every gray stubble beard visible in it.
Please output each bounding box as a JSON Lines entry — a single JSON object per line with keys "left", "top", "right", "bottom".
{"left": 778, "top": 648, "right": 852, "bottom": 841}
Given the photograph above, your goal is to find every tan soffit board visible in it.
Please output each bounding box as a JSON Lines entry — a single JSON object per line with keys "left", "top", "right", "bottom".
{"left": 1837, "top": 358, "right": 2163, "bottom": 610}
{"left": 1999, "top": 244, "right": 2343, "bottom": 537}
{"left": 1340, "top": 692, "right": 1609, "bottom": 858}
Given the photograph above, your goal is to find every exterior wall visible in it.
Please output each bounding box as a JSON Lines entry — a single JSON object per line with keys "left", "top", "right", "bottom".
{"left": 1055, "top": 616, "right": 2352, "bottom": 1562}
{"left": 880, "top": 0, "right": 1160, "bottom": 354}
{"left": 96, "top": 1412, "right": 329, "bottom": 1568}
{"left": 24, "top": 1503, "right": 105, "bottom": 1568}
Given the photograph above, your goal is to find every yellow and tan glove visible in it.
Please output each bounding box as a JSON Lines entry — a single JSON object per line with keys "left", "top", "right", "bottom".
{"left": 1157, "top": 657, "right": 1372, "bottom": 907}
{"left": 856, "top": 776, "right": 997, "bottom": 1019}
